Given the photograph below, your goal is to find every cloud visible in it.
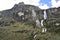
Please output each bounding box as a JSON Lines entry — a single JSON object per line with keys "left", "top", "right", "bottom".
{"left": 0, "top": 0, "right": 15, "bottom": 11}
{"left": 15, "top": 0, "right": 40, "bottom": 6}
{"left": 57, "top": 0, "right": 60, "bottom": 7}
{"left": 0, "top": 0, "right": 49, "bottom": 11}
{"left": 15, "top": 0, "right": 49, "bottom": 9}
{"left": 0, "top": 0, "right": 40, "bottom": 11}
{"left": 51, "top": 0, "right": 60, "bottom": 8}
{"left": 51, "top": 0, "right": 57, "bottom": 7}
{"left": 39, "top": 4, "right": 49, "bottom": 9}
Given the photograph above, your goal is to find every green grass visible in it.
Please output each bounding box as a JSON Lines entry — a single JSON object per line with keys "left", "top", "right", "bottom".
{"left": 0, "top": 22, "right": 60, "bottom": 40}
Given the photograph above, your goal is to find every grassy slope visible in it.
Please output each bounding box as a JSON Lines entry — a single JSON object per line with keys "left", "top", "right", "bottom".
{"left": 0, "top": 22, "right": 60, "bottom": 40}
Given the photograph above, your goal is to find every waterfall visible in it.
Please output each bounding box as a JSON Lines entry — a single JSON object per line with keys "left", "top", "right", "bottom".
{"left": 31, "top": 9, "right": 47, "bottom": 33}
{"left": 44, "top": 10, "right": 47, "bottom": 20}
{"left": 32, "top": 9, "right": 41, "bottom": 28}
{"left": 42, "top": 28, "right": 47, "bottom": 33}
{"left": 41, "top": 10, "right": 47, "bottom": 33}
{"left": 41, "top": 10, "right": 47, "bottom": 27}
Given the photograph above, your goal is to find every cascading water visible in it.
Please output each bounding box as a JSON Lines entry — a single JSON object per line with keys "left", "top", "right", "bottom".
{"left": 41, "top": 10, "right": 47, "bottom": 27}
{"left": 44, "top": 10, "right": 47, "bottom": 19}
{"left": 31, "top": 9, "right": 47, "bottom": 33}
{"left": 32, "top": 9, "right": 41, "bottom": 28}
{"left": 41, "top": 10, "right": 47, "bottom": 33}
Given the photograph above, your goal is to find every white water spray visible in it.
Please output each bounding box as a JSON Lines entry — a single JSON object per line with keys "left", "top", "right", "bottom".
{"left": 41, "top": 10, "right": 47, "bottom": 33}
{"left": 41, "top": 10, "right": 47, "bottom": 27}
{"left": 42, "top": 28, "right": 47, "bottom": 33}
{"left": 44, "top": 10, "right": 47, "bottom": 19}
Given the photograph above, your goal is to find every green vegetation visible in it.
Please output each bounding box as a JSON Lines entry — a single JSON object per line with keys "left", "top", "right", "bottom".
{"left": 0, "top": 17, "right": 16, "bottom": 26}
{"left": 0, "top": 22, "right": 60, "bottom": 40}
{"left": 0, "top": 18, "right": 60, "bottom": 40}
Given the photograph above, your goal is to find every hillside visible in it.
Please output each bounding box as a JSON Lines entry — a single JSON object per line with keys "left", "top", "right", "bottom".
{"left": 0, "top": 2, "right": 60, "bottom": 40}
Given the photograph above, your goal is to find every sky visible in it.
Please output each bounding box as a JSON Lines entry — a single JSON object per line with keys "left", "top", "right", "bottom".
{"left": 0, "top": 0, "right": 60, "bottom": 11}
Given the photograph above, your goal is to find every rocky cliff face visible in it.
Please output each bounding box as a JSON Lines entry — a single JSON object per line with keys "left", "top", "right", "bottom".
{"left": 46, "top": 7, "right": 60, "bottom": 19}
{"left": 0, "top": 2, "right": 41, "bottom": 21}
{"left": 46, "top": 7, "right": 60, "bottom": 26}
{"left": 0, "top": 2, "right": 60, "bottom": 26}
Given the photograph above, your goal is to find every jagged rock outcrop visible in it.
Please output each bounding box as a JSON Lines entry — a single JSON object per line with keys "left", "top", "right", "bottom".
{"left": 46, "top": 7, "right": 60, "bottom": 19}
{"left": 0, "top": 2, "right": 41, "bottom": 22}
{"left": 0, "top": 2, "right": 60, "bottom": 27}
{"left": 46, "top": 7, "right": 60, "bottom": 26}
{"left": 0, "top": 2, "right": 41, "bottom": 26}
